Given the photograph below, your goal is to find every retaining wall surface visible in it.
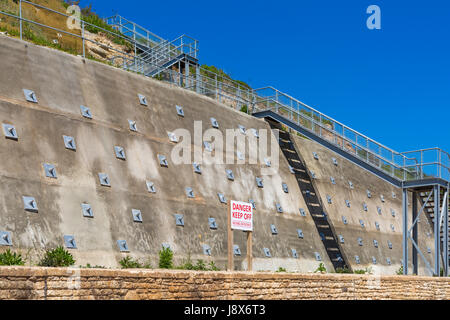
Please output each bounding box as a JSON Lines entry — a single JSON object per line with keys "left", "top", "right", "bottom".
{"left": 0, "top": 267, "right": 449, "bottom": 300}
{"left": 291, "top": 136, "right": 436, "bottom": 275}
{"left": 0, "top": 35, "right": 332, "bottom": 272}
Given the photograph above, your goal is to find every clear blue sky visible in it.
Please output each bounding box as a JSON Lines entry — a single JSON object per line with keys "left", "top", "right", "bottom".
{"left": 80, "top": 0, "right": 450, "bottom": 153}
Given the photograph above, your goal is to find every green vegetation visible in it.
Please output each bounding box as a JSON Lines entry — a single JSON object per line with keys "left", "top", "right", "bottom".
{"left": 80, "top": 263, "right": 107, "bottom": 269}
{"left": 119, "top": 256, "right": 151, "bottom": 269}
{"left": 240, "top": 104, "right": 248, "bottom": 114}
{"left": 276, "top": 267, "right": 287, "bottom": 273}
{"left": 314, "top": 263, "right": 327, "bottom": 273}
{"left": 396, "top": 265, "right": 404, "bottom": 275}
{"left": 176, "top": 253, "right": 220, "bottom": 271}
{"left": 38, "top": 246, "right": 75, "bottom": 267}
{"left": 335, "top": 267, "right": 352, "bottom": 274}
{"left": 158, "top": 247, "right": 173, "bottom": 269}
{"left": 0, "top": 249, "right": 25, "bottom": 266}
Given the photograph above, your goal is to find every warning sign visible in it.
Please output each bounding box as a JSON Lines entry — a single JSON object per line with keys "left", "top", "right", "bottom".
{"left": 230, "top": 200, "right": 253, "bottom": 231}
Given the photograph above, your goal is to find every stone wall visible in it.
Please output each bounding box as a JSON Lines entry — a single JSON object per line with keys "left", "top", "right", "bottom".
{"left": 0, "top": 266, "right": 448, "bottom": 300}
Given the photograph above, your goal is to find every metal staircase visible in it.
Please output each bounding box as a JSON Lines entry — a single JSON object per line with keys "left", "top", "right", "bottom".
{"left": 105, "top": 15, "right": 199, "bottom": 77}
{"left": 267, "top": 119, "right": 348, "bottom": 271}
{"left": 418, "top": 188, "right": 450, "bottom": 267}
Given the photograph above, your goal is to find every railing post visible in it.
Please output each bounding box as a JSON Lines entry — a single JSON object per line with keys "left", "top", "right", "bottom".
{"left": 81, "top": 20, "right": 85, "bottom": 58}
{"left": 19, "top": 0, "right": 22, "bottom": 40}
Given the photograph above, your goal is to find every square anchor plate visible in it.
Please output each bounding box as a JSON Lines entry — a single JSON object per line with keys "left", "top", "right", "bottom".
{"left": 80, "top": 105, "right": 92, "bottom": 119}
{"left": 348, "top": 181, "right": 354, "bottom": 189}
{"left": 256, "top": 177, "right": 263, "bottom": 188}
{"left": 233, "top": 245, "right": 241, "bottom": 256}
{"left": 23, "top": 89, "right": 38, "bottom": 103}
{"left": 288, "top": 165, "right": 295, "bottom": 174}
{"left": 373, "top": 239, "right": 379, "bottom": 248}
{"left": 330, "top": 177, "right": 336, "bottom": 185}
{"left": 270, "top": 224, "right": 278, "bottom": 235}
{"left": 299, "top": 208, "right": 306, "bottom": 216}
{"left": 202, "top": 244, "right": 212, "bottom": 256}
{"left": 357, "top": 238, "right": 363, "bottom": 246}
{"left": 313, "top": 152, "right": 319, "bottom": 160}
{"left": 327, "top": 195, "right": 332, "bottom": 204}
{"left": 176, "top": 105, "right": 184, "bottom": 117}
{"left": 117, "top": 240, "right": 129, "bottom": 252}
{"left": 380, "top": 195, "right": 385, "bottom": 202}
{"left": 355, "top": 255, "right": 361, "bottom": 264}
{"left": 282, "top": 183, "right": 289, "bottom": 193}
{"left": 372, "top": 257, "right": 377, "bottom": 264}
{"left": 263, "top": 248, "right": 271, "bottom": 258}
{"left": 43, "top": 163, "right": 57, "bottom": 178}
{"left": 309, "top": 170, "right": 316, "bottom": 179}
{"left": 2, "top": 124, "right": 18, "bottom": 140}
{"left": 63, "top": 235, "right": 77, "bottom": 249}
{"left": 138, "top": 94, "right": 148, "bottom": 106}
{"left": 217, "top": 193, "right": 227, "bottom": 204}
{"left": 291, "top": 249, "right": 298, "bottom": 259}
{"left": 0, "top": 231, "right": 12, "bottom": 246}
{"left": 193, "top": 162, "right": 202, "bottom": 174}
{"left": 114, "top": 146, "right": 126, "bottom": 160}
{"left": 98, "top": 173, "right": 111, "bottom": 187}
{"left": 208, "top": 217, "right": 217, "bottom": 229}
{"left": 158, "top": 154, "right": 168, "bottom": 167}
{"left": 249, "top": 199, "right": 256, "bottom": 209}
{"left": 377, "top": 207, "right": 382, "bottom": 215}
{"left": 162, "top": 243, "right": 171, "bottom": 251}
{"left": 238, "top": 125, "right": 246, "bottom": 134}
{"left": 237, "top": 151, "right": 245, "bottom": 161}
{"left": 297, "top": 229, "right": 304, "bottom": 239}
{"left": 386, "top": 258, "right": 391, "bottom": 265}
{"left": 132, "top": 209, "right": 143, "bottom": 223}
{"left": 63, "top": 135, "right": 76, "bottom": 151}
{"left": 391, "top": 209, "right": 396, "bottom": 217}
{"left": 146, "top": 181, "right": 156, "bottom": 193}
{"left": 359, "top": 220, "right": 365, "bottom": 228}
{"left": 203, "top": 141, "right": 213, "bottom": 152}
{"left": 175, "top": 214, "right": 184, "bottom": 226}
{"left": 375, "top": 221, "right": 380, "bottom": 230}
{"left": 345, "top": 200, "right": 351, "bottom": 208}
{"left": 387, "top": 240, "right": 392, "bottom": 249}
{"left": 342, "top": 216, "right": 348, "bottom": 225}
{"left": 81, "top": 203, "right": 93, "bottom": 218}
{"left": 167, "top": 131, "right": 178, "bottom": 143}
{"left": 264, "top": 158, "right": 271, "bottom": 167}
{"left": 185, "top": 187, "right": 195, "bottom": 198}
{"left": 226, "top": 169, "right": 234, "bottom": 181}
{"left": 128, "top": 120, "right": 138, "bottom": 132}
{"left": 251, "top": 128, "right": 259, "bottom": 138}
{"left": 363, "top": 203, "right": 368, "bottom": 211}
{"left": 210, "top": 117, "right": 219, "bottom": 129}
{"left": 23, "top": 196, "right": 38, "bottom": 212}
{"left": 339, "top": 235, "right": 345, "bottom": 243}
{"left": 367, "top": 190, "right": 372, "bottom": 198}
{"left": 314, "top": 252, "right": 322, "bottom": 261}
{"left": 276, "top": 203, "right": 283, "bottom": 213}
{"left": 332, "top": 158, "right": 338, "bottom": 166}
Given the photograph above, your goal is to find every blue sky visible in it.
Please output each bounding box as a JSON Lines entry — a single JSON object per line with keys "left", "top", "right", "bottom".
{"left": 80, "top": 0, "right": 450, "bottom": 153}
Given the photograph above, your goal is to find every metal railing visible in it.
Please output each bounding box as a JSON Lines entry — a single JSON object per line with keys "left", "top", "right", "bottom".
{"left": 0, "top": 1, "right": 448, "bottom": 184}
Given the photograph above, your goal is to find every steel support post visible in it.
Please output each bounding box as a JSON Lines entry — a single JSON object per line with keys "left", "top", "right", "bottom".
{"left": 185, "top": 61, "right": 189, "bottom": 89}
{"left": 444, "top": 187, "right": 449, "bottom": 276}
{"left": 412, "top": 192, "right": 418, "bottom": 274}
{"left": 402, "top": 188, "right": 408, "bottom": 275}
{"left": 81, "top": 21, "right": 85, "bottom": 58}
{"left": 434, "top": 185, "right": 441, "bottom": 276}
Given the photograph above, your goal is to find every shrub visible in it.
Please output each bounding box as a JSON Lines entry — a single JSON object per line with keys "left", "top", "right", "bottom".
{"left": 396, "top": 265, "right": 404, "bottom": 275}
{"left": 240, "top": 104, "right": 248, "bottom": 114}
{"left": 38, "top": 246, "right": 75, "bottom": 267}
{"left": 81, "top": 264, "right": 106, "bottom": 269}
{"left": 195, "top": 259, "right": 207, "bottom": 271}
{"left": 314, "top": 263, "right": 327, "bottom": 273}
{"left": 335, "top": 267, "right": 352, "bottom": 274}
{"left": 276, "top": 267, "right": 287, "bottom": 273}
{"left": 119, "top": 256, "right": 151, "bottom": 269}
{"left": 208, "top": 261, "right": 220, "bottom": 271}
{"left": 158, "top": 247, "right": 173, "bottom": 269}
{"left": 0, "top": 249, "right": 25, "bottom": 266}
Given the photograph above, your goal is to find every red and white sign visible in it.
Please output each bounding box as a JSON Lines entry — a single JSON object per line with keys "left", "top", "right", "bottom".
{"left": 230, "top": 200, "right": 253, "bottom": 231}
